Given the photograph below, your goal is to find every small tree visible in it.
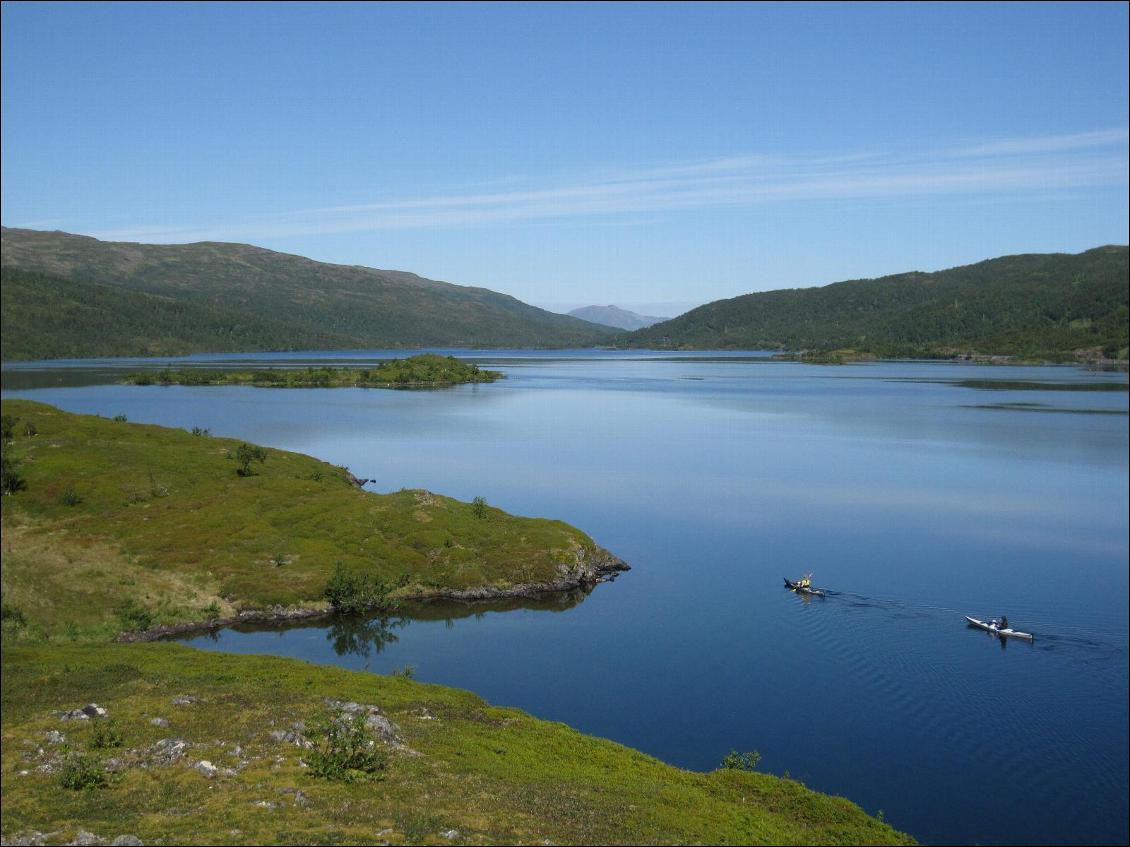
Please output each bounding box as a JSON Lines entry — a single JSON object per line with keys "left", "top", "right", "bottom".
{"left": 324, "top": 562, "right": 396, "bottom": 614}
{"left": 1, "top": 442, "right": 27, "bottom": 495}
{"left": 720, "top": 750, "right": 761, "bottom": 771}
{"left": 235, "top": 443, "right": 267, "bottom": 476}
{"left": 472, "top": 496, "right": 488, "bottom": 519}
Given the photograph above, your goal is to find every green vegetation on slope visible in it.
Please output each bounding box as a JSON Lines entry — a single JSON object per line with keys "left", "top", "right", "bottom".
{"left": 0, "top": 644, "right": 913, "bottom": 845}
{"left": 0, "top": 266, "right": 357, "bottom": 361}
{"left": 0, "top": 228, "right": 617, "bottom": 360}
{"left": 625, "top": 246, "right": 1129, "bottom": 361}
{"left": 124, "top": 355, "right": 503, "bottom": 388}
{"left": 0, "top": 399, "right": 614, "bottom": 642}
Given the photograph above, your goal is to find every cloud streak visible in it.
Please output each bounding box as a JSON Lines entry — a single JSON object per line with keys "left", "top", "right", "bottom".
{"left": 87, "top": 129, "right": 1129, "bottom": 244}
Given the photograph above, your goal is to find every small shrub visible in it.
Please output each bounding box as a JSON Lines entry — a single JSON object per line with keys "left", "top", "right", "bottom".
{"left": 112, "top": 414, "right": 128, "bottom": 423}
{"left": 148, "top": 472, "right": 170, "bottom": 498}
{"left": 272, "top": 552, "right": 288, "bottom": 568}
{"left": 720, "top": 750, "right": 761, "bottom": 771}
{"left": 59, "top": 484, "right": 83, "bottom": 507}
{"left": 131, "top": 372, "right": 154, "bottom": 386}
{"left": 235, "top": 443, "right": 267, "bottom": 476}
{"left": 203, "top": 601, "right": 222, "bottom": 620}
{"left": 323, "top": 562, "right": 397, "bottom": 614}
{"left": 115, "top": 598, "right": 154, "bottom": 632}
{"left": 91, "top": 721, "right": 124, "bottom": 749}
{"left": 22, "top": 421, "right": 37, "bottom": 437}
{"left": 472, "top": 496, "right": 488, "bottom": 519}
{"left": 1, "top": 443, "right": 27, "bottom": 495}
{"left": 58, "top": 749, "right": 107, "bottom": 790}
{"left": 0, "top": 414, "right": 18, "bottom": 440}
{"left": 306, "top": 710, "right": 387, "bottom": 782}
{"left": 1, "top": 598, "right": 26, "bottom": 628}
{"left": 391, "top": 664, "right": 416, "bottom": 679}
{"left": 191, "top": 426, "right": 211, "bottom": 437}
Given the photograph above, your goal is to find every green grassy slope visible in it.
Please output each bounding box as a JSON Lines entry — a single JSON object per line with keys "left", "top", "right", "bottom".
{"left": 0, "top": 399, "right": 617, "bottom": 642}
{"left": 0, "top": 228, "right": 616, "bottom": 359}
{"left": 625, "top": 246, "right": 1129, "bottom": 360}
{"left": 0, "top": 644, "right": 914, "bottom": 845}
{"left": 0, "top": 267, "right": 356, "bottom": 360}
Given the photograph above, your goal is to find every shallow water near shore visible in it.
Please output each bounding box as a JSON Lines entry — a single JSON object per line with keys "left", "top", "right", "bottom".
{"left": 4, "top": 350, "right": 1128, "bottom": 845}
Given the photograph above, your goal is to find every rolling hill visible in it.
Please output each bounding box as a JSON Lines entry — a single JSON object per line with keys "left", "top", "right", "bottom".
{"left": 624, "top": 247, "right": 1129, "bottom": 361}
{"left": 0, "top": 228, "right": 617, "bottom": 360}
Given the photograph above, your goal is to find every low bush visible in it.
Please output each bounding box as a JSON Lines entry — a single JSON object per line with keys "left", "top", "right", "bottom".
{"left": 306, "top": 710, "right": 387, "bottom": 782}
{"left": 720, "top": 750, "right": 761, "bottom": 771}
{"left": 323, "top": 562, "right": 397, "bottom": 614}
{"left": 58, "top": 749, "right": 107, "bottom": 790}
{"left": 116, "top": 598, "right": 154, "bottom": 632}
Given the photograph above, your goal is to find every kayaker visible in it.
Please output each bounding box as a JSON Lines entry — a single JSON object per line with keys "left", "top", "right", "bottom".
{"left": 1000, "top": 615, "right": 1009, "bottom": 630}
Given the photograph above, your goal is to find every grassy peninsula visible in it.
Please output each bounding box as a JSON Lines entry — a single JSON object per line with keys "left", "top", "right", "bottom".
{"left": 0, "top": 400, "right": 623, "bottom": 642}
{"left": 0, "top": 399, "right": 912, "bottom": 844}
{"left": 123, "top": 355, "right": 502, "bottom": 390}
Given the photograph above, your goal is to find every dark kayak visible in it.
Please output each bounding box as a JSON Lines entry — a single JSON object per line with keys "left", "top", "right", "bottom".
{"left": 784, "top": 577, "right": 827, "bottom": 598}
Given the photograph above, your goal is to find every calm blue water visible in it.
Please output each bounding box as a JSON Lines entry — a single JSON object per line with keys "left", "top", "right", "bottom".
{"left": 4, "top": 351, "right": 1128, "bottom": 845}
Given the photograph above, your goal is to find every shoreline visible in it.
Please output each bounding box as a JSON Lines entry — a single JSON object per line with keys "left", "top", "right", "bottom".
{"left": 116, "top": 545, "right": 630, "bottom": 644}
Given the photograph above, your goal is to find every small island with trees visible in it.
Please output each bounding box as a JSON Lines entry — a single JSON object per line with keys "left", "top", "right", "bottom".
{"left": 123, "top": 354, "right": 503, "bottom": 389}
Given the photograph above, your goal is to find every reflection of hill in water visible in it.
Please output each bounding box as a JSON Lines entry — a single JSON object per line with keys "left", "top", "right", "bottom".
{"left": 220, "top": 586, "right": 592, "bottom": 659}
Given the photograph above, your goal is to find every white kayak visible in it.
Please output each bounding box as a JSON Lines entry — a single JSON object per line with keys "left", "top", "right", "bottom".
{"left": 965, "top": 616, "right": 1034, "bottom": 640}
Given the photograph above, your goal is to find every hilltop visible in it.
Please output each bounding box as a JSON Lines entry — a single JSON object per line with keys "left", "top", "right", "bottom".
{"left": 625, "top": 247, "right": 1129, "bottom": 362}
{"left": 567, "top": 304, "right": 667, "bottom": 330}
{"left": 0, "top": 228, "right": 617, "bottom": 360}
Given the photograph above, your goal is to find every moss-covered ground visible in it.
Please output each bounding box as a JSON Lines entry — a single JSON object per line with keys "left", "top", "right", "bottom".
{"left": 1, "top": 399, "right": 594, "bottom": 641}
{"left": 0, "top": 644, "right": 913, "bottom": 845}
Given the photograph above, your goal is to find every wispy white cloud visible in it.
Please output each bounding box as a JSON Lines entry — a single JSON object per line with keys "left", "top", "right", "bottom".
{"left": 88, "top": 129, "right": 1129, "bottom": 244}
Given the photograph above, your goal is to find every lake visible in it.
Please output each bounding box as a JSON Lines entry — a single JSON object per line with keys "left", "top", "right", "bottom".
{"left": 3, "top": 350, "right": 1127, "bottom": 845}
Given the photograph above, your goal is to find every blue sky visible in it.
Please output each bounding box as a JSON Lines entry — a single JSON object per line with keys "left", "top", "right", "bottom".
{"left": 2, "top": 2, "right": 1127, "bottom": 315}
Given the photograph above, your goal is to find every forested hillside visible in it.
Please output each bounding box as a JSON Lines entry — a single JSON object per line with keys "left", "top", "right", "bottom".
{"left": 625, "top": 247, "right": 1129, "bottom": 361}
{"left": 0, "top": 228, "right": 616, "bottom": 360}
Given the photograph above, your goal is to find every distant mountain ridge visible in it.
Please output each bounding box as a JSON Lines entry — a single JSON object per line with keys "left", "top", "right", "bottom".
{"left": 624, "top": 246, "right": 1129, "bottom": 362}
{"left": 567, "top": 304, "right": 666, "bottom": 330}
{"left": 0, "top": 227, "right": 618, "bottom": 360}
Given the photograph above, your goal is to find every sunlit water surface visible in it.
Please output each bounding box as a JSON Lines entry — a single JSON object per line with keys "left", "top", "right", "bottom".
{"left": 4, "top": 350, "right": 1127, "bottom": 845}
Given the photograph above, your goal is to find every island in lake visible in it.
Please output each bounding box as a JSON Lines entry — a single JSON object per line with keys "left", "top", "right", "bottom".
{"left": 123, "top": 354, "right": 503, "bottom": 390}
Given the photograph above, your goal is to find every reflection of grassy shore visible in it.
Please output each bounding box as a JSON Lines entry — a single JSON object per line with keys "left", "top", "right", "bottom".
{"left": 123, "top": 353, "right": 503, "bottom": 389}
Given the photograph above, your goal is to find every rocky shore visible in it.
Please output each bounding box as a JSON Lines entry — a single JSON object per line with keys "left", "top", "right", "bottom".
{"left": 116, "top": 545, "right": 629, "bottom": 643}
